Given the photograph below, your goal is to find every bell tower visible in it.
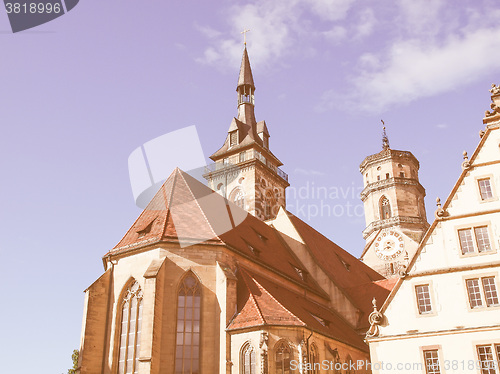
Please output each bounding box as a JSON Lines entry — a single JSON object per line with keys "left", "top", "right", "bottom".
{"left": 359, "top": 126, "right": 429, "bottom": 277}
{"left": 204, "top": 47, "right": 289, "bottom": 220}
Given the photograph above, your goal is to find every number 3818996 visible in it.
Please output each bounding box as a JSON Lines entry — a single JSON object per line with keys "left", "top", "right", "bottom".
{"left": 5, "top": 3, "right": 62, "bottom": 14}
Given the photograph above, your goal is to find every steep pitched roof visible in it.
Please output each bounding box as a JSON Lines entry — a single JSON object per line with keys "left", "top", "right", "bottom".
{"left": 237, "top": 47, "right": 255, "bottom": 89}
{"left": 228, "top": 269, "right": 368, "bottom": 352}
{"left": 111, "top": 168, "right": 224, "bottom": 254}
{"left": 286, "top": 212, "right": 384, "bottom": 290}
{"left": 276, "top": 211, "right": 394, "bottom": 328}
{"left": 109, "top": 169, "right": 324, "bottom": 295}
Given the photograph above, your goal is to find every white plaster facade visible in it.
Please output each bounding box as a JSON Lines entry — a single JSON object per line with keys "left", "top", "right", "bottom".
{"left": 366, "top": 88, "right": 500, "bottom": 374}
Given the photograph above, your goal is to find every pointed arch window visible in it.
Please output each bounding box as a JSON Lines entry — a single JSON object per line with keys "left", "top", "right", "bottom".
{"left": 345, "top": 355, "right": 354, "bottom": 374}
{"left": 175, "top": 273, "right": 201, "bottom": 374}
{"left": 241, "top": 342, "right": 256, "bottom": 374}
{"left": 117, "top": 281, "right": 143, "bottom": 374}
{"left": 380, "top": 196, "right": 391, "bottom": 219}
{"left": 275, "top": 341, "right": 292, "bottom": 374}
{"left": 230, "top": 188, "right": 245, "bottom": 209}
{"left": 309, "top": 343, "right": 319, "bottom": 374}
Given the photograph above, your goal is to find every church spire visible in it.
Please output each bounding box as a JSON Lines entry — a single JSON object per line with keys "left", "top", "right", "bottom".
{"left": 237, "top": 47, "right": 255, "bottom": 90}
{"left": 381, "top": 120, "right": 390, "bottom": 150}
{"left": 237, "top": 47, "right": 256, "bottom": 124}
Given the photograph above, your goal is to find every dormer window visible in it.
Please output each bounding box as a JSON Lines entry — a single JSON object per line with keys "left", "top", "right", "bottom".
{"left": 292, "top": 265, "right": 307, "bottom": 281}
{"left": 230, "top": 131, "right": 238, "bottom": 147}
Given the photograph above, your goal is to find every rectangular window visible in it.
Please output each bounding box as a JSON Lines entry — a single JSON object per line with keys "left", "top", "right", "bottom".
{"left": 415, "top": 285, "right": 432, "bottom": 314}
{"left": 475, "top": 226, "right": 492, "bottom": 252}
{"left": 458, "top": 229, "right": 475, "bottom": 254}
{"left": 466, "top": 279, "right": 484, "bottom": 308}
{"left": 423, "top": 350, "right": 441, "bottom": 374}
{"left": 479, "top": 178, "right": 494, "bottom": 200}
{"left": 386, "top": 173, "right": 390, "bottom": 179}
{"left": 477, "top": 345, "right": 498, "bottom": 374}
{"left": 239, "top": 152, "right": 246, "bottom": 163}
{"left": 458, "top": 226, "right": 493, "bottom": 255}
{"left": 482, "top": 277, "right": 499, "bottom": 306}
{"left": 400, "top": 171, "right": 405, "bottom": 178}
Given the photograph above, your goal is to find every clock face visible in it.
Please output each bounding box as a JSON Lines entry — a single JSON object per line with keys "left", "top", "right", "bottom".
{"left": 374, "top": 230, "right": 405, "bottom": 261}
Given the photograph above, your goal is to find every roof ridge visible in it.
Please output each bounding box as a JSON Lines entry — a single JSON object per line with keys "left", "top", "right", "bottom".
{"left": 175, "top": 169, "right": 223, "bottom": 243}
{"left": 239, "top": 269, "right": 266, "bottom": 325}
{"left": 284, "top": 212, "right": 369, "bottom": 314}
{"left": 159, "top": 168, "right": 179, "bottom": 239}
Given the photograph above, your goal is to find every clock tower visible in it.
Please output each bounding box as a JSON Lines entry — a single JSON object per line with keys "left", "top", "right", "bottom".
{"left": 359, "top": 127, "right": 429, "bottom": 277}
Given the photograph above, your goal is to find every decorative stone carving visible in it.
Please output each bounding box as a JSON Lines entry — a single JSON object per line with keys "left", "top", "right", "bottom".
{"left": 434, "top": 197, "right": 447, "bottom": 219}
{"left": 490, "top": 83, "right": 500, "bottom": 95}
{"left": 461, "top": 151, "right": 471, "bottom": 171}
{"left": 479, "top": 129, "right": 486, "bottom": 138}
{"left": 485, "top": 102, "right": 500, "bottom": 117}
{"left": 259, "top": 332, "right": 269, "bottom": 374}
{"left": 366, "top": 298, "right": 384, "bottom": 338}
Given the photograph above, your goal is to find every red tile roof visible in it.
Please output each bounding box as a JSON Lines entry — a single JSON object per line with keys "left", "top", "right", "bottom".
{"left": 109, "top": 169, "right": 328, "bottom": 297}
{"left": 284, "top": 212, "right": 396, "bottom": 328}
{"left": 228, "top": 269, "right": 368, "bottom": 352}
{"left": 286, "top": 213, "right": 384, "bottom": 290}
{"left": 344, "top": 277, "right": 398, "bottom": 329}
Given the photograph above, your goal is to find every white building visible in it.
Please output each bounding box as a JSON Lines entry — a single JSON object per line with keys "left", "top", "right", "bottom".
{"left": 365, "top": 85, "right": 500, "bottom": 374}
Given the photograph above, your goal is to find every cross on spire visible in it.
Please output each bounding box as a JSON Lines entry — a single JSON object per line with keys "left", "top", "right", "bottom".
{"left": 241, "top": 29, "right": 250, "bottom": 45}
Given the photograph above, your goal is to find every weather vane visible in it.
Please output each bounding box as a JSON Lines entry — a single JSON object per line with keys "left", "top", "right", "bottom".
{"left": 241, "top": 29, "right": 250, "bottom": 45}
{"left": 381, "top": 120, "right": 390, "bottom": 150}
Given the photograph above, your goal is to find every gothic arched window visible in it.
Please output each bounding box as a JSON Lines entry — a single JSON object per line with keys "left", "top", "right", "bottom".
{"left": 117, "top": 281, "right": 143, "bottom": 374}
{"left": 331, "top": 349, "right": 341, "bottom": 374}
{"left": 379, "top": 196, "right": 391, "bottom": 219}
{"left": 241, "top": 342, "right": 256, "bottom": 374}
{"left": 175, "top": 273, "right": 201, "bottom": 374}
{"left": 310, "top": 343, "right": 319, "bottom": 374}
{"left": 230, "top": 188, "right": 245, "bottom": 209}
{"left": 345, "top": 354, "right": 354, "bottom": 374}
{"left": 275, "top": 340, "right": 292, "bottom": 374}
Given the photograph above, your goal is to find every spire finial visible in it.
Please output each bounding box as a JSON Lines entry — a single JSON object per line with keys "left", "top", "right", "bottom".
{"left": 241, "top": 29, "right": 250, "bottom": 46}
{"left": 381, "top": 120, "right": 390, "bottom": 150}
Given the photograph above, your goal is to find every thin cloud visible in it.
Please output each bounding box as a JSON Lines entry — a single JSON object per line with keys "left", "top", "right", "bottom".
{"left": 320, "top": 25, "right": 500, "bottom": 113}
{"left": 196, "top": 0, "right": 358, "bottom": 69}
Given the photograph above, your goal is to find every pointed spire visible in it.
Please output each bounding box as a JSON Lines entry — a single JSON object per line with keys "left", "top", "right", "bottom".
{"left": 381, "top": 120, "right": 390, "bottom": 150}
{"left": 237, "top": 47, "right": 255, "bottom": 90}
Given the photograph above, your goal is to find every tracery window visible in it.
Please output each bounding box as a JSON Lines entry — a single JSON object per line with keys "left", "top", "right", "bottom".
{"left": 309, "top": 343, "right": 319, "bottom": 374}
{"left": 230, "top": 188, "right": 245, "bottom": 209}
{"left": 117, "top": 281, "right": 143, "bottom": 374}
{"left": 175, "top": 273, "right": 201, "bottom": 374}
{"left": 380, "top": 196, "right": 391, "bottom": 219}
{"left": 241, "top": 342, "right": 256, "bottom": 374}
{"left": 275, "top": 341, "right": 292, "bottom": 374}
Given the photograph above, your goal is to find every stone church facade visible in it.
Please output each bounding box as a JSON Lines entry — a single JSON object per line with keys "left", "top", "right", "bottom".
{"left": 76, "top": 47, "right": 500, "bottom": 374}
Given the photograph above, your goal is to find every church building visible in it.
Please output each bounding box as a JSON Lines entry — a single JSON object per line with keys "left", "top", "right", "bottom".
{"left": 75, "top": 45, "right": 500, "bottom": 374}
{"left": 76, "top": 47, "right": 394, "bottom": 374}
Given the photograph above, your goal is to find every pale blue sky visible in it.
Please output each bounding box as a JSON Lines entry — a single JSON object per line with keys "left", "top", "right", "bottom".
{"left": 2, "top": 1, "right": 500, "bottom": 372}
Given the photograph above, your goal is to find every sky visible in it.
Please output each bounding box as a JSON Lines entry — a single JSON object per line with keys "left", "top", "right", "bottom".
{"left": 2, "top": 0, "right": 500, "bottom": 372}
